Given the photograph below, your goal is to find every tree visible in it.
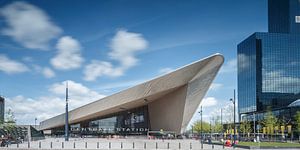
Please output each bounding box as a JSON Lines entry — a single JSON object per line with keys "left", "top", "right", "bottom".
{"left": 212, "top": 116, "right": 223, "bottom": 133}
{"left": 261, "top": 107, "right": 277, "bottom": 141}
{"left": 240, "top": 120, "right": 252, "bottom": 138}
{"left": 5, "top": 108, "right": 16, "bottom": 126}
{"left": 295, "top": 111, "right": 300, "bottom": 142}
{"left": 193, "top": 120, "right": 211, "bottom": 133}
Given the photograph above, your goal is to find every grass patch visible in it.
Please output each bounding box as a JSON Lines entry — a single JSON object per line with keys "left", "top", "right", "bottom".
{"left": 237, "top": 141, "right": 300, "bottom": 147}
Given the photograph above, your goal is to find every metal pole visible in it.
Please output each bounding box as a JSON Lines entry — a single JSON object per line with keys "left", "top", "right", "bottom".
{"left": 192, "top": 125, "right": 193, "bottom": 138}
{"left": 210, "top": 119, "right": 212, "bottom": 140}
{"left": 200, "top": 106, "right": 203, "bottom": 144}
{"left": 221, "top": 108, "right": 223, "bottom": 137}
{"left": 35, "top": 118, "right": 37, "bottom": 129}
{"left": 253, "top": 112, "right": 256, "bottom": 140}
{"left": 65, "top": 82, "right": 69, "bottom": 141}
{"left": 233, "top": 89, "right": 236, "bottom": 147}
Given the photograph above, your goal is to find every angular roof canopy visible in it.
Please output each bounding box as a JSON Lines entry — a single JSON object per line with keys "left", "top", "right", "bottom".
{"left": 40, "top": 53, "right": 224, "bottom": 133}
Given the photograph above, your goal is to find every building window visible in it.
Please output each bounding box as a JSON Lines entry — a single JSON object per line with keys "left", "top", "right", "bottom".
{"left": 295, "top": 16, "right": 300, "bottom": 23}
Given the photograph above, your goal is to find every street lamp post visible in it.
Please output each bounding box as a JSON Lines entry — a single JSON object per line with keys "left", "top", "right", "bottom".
{"left": 191, "top": 125, "right": 194, "bottom": 138}
{"left": 65, "top": 82, "right": 69, "bottom": 141}
{"left": 221, "top": 108, "right": 223, "bottom": 139}
{"left": 230, "top": 89, "right": 236, "bottom": 147}
{"left": 253, "top": 112, "right": 256, "bottom": 141}
{"left": 34, "top": 118, "right": 37, "bottom": 129}
{"left": 210, "top": 119, "right": 212, "bottom": 141}
{"left": 199, "top": 106, "right": 203, "bottom": 149}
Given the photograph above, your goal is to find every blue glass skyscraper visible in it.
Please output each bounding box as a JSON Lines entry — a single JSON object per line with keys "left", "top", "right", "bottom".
{"left": 238, "top": 0, "right": 300, "bottom": 123}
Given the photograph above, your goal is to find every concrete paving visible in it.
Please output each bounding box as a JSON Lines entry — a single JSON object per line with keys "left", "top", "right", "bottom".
{"left": 4, "top": 138, "right": 238, "bottom": 149}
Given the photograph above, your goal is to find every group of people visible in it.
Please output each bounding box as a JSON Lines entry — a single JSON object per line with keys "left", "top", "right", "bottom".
{"left": 221, "top": 139, "right": 238, "bottom": 147}
{"left": 0, "top": 135, "right": 22, "bottom": 147}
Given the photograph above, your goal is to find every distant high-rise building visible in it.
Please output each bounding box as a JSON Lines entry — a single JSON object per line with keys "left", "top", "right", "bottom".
{"left": 268, "top": 0, "right": 300, "bottom": 34}
{"left": 238, "top": 0, "right": 300, "bottom": 123}
{"left": 0, "top": 96, "right": 4, "bottom": 123}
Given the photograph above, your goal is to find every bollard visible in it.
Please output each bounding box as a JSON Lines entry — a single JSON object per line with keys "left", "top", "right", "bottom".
{"left": 201, "top": 141, "right": 203, "bottom": 149}
{"left": 121, "top": 142, "right": 123, "bottom": 149}
{"left": 156, "top": 142, "right": 158, "bottom": 149}
{"left": 39, "top": 141, "right": 41, "bottom": 148}
{"left": 28, "top": 141, "right": 30, "bottom": 148}
{"left": 212, "top": 144, "right": 214, "bottom": 149}
{"left": 144, "top": 142, "right": 146, "bottom": 149}
{"left": 97, "top": 142, "right": 99, "bottom": 149}
{"left": 167, "top": 142, "right": 169, "bottom": 149}
{"left": 133, "top": 142, "right": 135, "bottom": 149}
{"left": 17, "top": 143, "right": 19, "bottom": 148}
{"left": 50, "top": 142, "right": 52, "bottom": 149}
{"left": 179, "top": 142, "right": 181, "bottom": 149}
{"left": 190, "top": 142, "right": 192, "bottom": 149}
{"left": 74, "top": 142, "right": 76, "bottom": 149}
{"left": 62, "top": 142, "right": 64, "bottom": 149}
{"left": 85, "top": 142, "right": 87, "bottom": 148}
{"left": 223, "top": 142, "right": 225, "bottom": 149}
{"left": 109, "top": 142, "right": 111, "bottom": 149}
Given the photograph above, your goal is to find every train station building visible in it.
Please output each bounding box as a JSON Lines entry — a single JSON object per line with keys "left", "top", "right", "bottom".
{"left": 40, "top": 54, "right": 224, "bottom": 136}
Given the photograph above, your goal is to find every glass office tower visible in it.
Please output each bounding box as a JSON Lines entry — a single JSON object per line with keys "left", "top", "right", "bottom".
{"left": 0, "top": 97, "right": 4, "bottom": 123}
{"left": 238, "top": 0, "right": 300, "bottom": 122}
{"left": 268, "top": 0, "right": 300, "bottom": 34}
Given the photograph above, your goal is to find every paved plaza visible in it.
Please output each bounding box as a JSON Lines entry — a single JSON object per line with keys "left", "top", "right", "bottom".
{"left": 3, "top": 138, "right": 237, "bottom": 149}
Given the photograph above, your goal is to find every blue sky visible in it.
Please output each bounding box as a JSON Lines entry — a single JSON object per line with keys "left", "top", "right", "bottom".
{"left": 0, "top": 0, "right": 267, "bottom": 126}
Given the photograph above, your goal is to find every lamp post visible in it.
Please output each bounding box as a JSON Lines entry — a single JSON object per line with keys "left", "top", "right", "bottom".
{"left": 34, "top": 118, "right": 37, "bottom": 129}
{"left": 221, "top": 108, "right": 223, "bottom": 139}
{"left": 230, "top": 89, "right": 236, "bottom": 147}
{"left": 210, "top": 119, "right": 212, "bottom": 140}
{"left": 65, "top": 82, "right": 69, "bottom": 141}
{"left": 253, "top": 112, "right": 256, "bottom": 140}
{"left": 198, "top": 106, "right": 203, "bottom": 149}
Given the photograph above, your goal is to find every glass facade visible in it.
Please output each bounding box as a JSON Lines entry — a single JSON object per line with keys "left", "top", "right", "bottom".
{"left": 238, "top": 33, "right": 300, "bottom": 119}
{"left": 237, "top": 34, "right": 258, "bottom": 114}
{"left": 0, "top": 97, "right": 4, "bottom": 123}
{"left": 238, "top": 0, "right": 300, "bottom": 121}
{"left": 52, "top": 106, "right": 149, "bottom": 136}
{"left": 268, "top": 0, "right": 300, "bottom": 34}
{"left": 240, "top": 107, "right": 300, "bottom": 124}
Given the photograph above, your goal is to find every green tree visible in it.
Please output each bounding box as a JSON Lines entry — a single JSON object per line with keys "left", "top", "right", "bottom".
{"left": 240, "top": 120, "right": 252, "bottom": 138}
{"left": 5, "top": 109, "right": 16, "bottom": 126}
{"left": 213, "top": 116, "right": 223, "bottom": 133}
{"left": 261, "top": 107, "right": 277, "bottom": 141}
{"left": 295, "top": 111, "right": 300, "bottom": 142}
{"left": 193, "top": 120, "right": 211, "bottom": 133}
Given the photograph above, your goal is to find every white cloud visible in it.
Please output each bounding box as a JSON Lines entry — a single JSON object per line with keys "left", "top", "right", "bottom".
{"left": 109, "top": 30, "right": 148, "bottom": 68}
{"left": 42, "top": 67, "right": 55, "bottom": 78}
{"left": 51, "top": 36, "right": 84, "bottom": 70}
{"left": 209, "top": 83, "right": 223, "bottom": 91}
{"left": 49, "top": 80, "right": 106, "bottom": 111}
{"left": 84, "top": 30, "right": 148, "bottom": 81}
{"left": 22, "top": 56, "right": 34, "bottom": 62}
{"left": 220, "top": 58, "right": 236, "bottom": 73}
{"left": 49, "top": 80, "right": 105, "bottom": 99}
{"left": 158, "top": 67, "right": 174, "bottom": 75}
{"left": 32, "top": 65, "right": 56, "bottom": 78}
{"left": 200, "top": 97, "right": 218, "bottom": 107}
{"left": 0, "top": 54, "right": 29, "bottom": 74}
{"left": 0, "top": 1, "right": 61, "bottom": 50}
{"left": 6, "top": 96, "right": 65, "bottom": 125}
{"left": 83, "top": 61, "right": 123, "bottom": 81}
{"left": 6, "top": 80, "right": 105, "bottom": 125}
